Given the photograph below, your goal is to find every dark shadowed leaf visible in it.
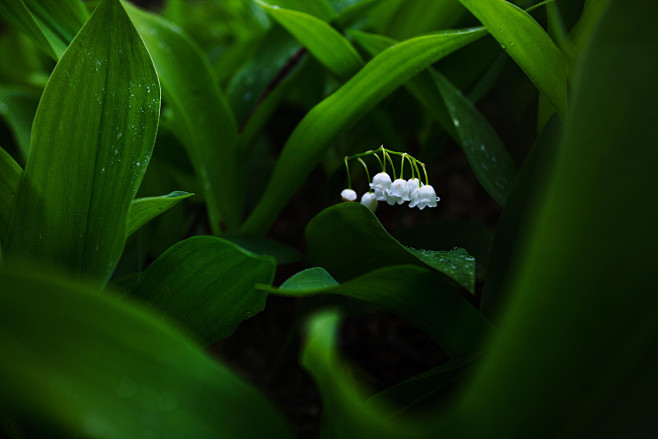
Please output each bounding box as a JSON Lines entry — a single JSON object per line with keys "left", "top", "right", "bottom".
{"left": 130, "top": 236, "right": 275, "bottom": 344}
{"left": 0, "top": 147, "right": 22, "bottom": 238}
{"left": 0, "top": 85, "right": 40, "bottom": 160}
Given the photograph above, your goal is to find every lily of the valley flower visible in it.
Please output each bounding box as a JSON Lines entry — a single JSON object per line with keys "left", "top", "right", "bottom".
{"left": 360, "top": 192, "right": 378, "bottom": 212}
{"left": 410, "top": 185, "right": 440, "bottom": 210}
{"left": 386, "top": 178, "right": 409, "bottom": 205}
{"left": 405, "top": 178, "right": 421, "bottom": 201}
{"left": 370, "top": 172, "right": 392, "bottom": 201}
{"left": 341, "top": 188, "right": 357, "bottom": 202}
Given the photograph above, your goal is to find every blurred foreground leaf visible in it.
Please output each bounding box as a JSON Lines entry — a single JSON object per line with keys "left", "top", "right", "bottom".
{"left": 0, "top": 269, "right": 293, "bottom": 438}
{"left": 0, "top": 147, "right": 21, "bottom": 237}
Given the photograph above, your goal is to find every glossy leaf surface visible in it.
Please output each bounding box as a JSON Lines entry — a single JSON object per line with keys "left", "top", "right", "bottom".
{"left": 241, "top": 27, "right": 487, "bottom": 234}
{"left": 267, "top": 265, "right": 491, "bottom": 359}
{"left": 4, "top": 0, "right": 160, "bottom": 283}
{"left": 457, "top": 0, "right": 569, "bottom": 115}
{"left": 126, "top": 4, "right": 241, "bottom": 232}
{"left": 0, "top": 269, "right": 293, "bottom": 438}
{"left": 130, "top": 236, "right": 275, "bottom": 344}
{"left": 126, "top": 191, "right": 193, "bottom": 238}
{"left": 306, "top": 203, "right": 475, "bottom": 292}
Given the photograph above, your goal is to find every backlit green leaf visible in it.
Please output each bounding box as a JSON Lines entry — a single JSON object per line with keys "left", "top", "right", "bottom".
{"left": 0, "top": 268, "right": 293, "bottom": 438}
{"left": 22, "top": 0, "right": 88, "bottom": 44}
{"left": 240, "top": 27, "right": 487, "bottom": 234}
{"left": 126, "top": 4, "right": 241, "bottom": 232}
{"left": 4, "top": 0, "right": 160, "bottom": 284}
{"left": 257, "top": 0, "right": 337, "bottom": 21}
{"left": 457, "top": 0, "right": 569, "bottom": 115}
{"left": 0, "top": 0, "right": 66, "bottom": 59}
{"left": 306, "top": 203, "right": 476, "bottom": 292}
{"left": 127, "top": 191, "right": 194, "bottom": 238}
{"left": 130, "top": 236, "right": 276, "bottom": 344}
{"left": 257, "top": 2, "right": 364, "bottom": 80}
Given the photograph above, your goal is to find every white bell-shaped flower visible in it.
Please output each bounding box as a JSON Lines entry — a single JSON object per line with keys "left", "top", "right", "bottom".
{"left": 386, "top": 178, "right": 409, "bottom": 205}
{"left": 405, "top": 178, "right": 421, "bottom": 201}
{"left": 340, "top": 188, "right": 357, "bottom": 202}
{"left": 408, "top": 186, "right": 421, "bottom": 208}
{"left": 369, "top": 172, "right": 392, "bottom": 201}
{"left": 360, "top": 192, "right": 378, "bottom": 212}
{"left": 413, "top": 185, "right": 440, "bottom": 210}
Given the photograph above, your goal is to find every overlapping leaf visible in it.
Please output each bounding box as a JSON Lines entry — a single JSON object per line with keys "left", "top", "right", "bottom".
{"left": 267, "top": 265, "right": 491, "bottom": 359}
{"left": 306, "top": 203, "right": 475, "bottom": 292}
{"left": 0, "top": 85, "right": 40, "bottom": 159}
{"left": 0, "top": 147, "right": 22, "bottom": 237}
{"left": 4, "top": 0, "right": 160, "bottom": 283}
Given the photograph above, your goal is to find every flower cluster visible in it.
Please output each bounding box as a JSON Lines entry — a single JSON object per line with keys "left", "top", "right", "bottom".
{"left": 339, "top": 146, "right": 440, "bottom": 212}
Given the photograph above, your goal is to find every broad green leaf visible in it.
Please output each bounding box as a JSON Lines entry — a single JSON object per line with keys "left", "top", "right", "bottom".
{"left": 0, "top": 85, "right": 40, "bottom": 159}
{"left": 0, "top": 0, "right": 66, "bottom": 59}
{"left": 257, "top": 2, "right": 363, "bottom": 80}
{"left": 457, "top": 0, "right": 569, "bottom": 115}
{"left": 267, "top": 265, "right": 491, "bottom": 359}
{"left": 130, "top": 236, "right": 275, "bottom": 344}
{"left": 4, "top": 0, "right": 160, "bottom": 284}
{"left": 0, "top": 269, "right": 293, "bottom": 438}
{"left": 381, "top": 0, "right": 467, "bottom": 39}
{"left": 300, "top": 310, "right": 425, "bottom": 439}
{"left": 240, "top": 27, "right": 487, "bottom": 234}
{"left": 0, "top": 147, "right": 22, "bottom": 237}
{"left": 257, "top": 0, "right": 337, "bottom": 21}
{"left": 445, "top": 1, "right": 658, "bottom": 436}
{"left": 431, "top": 70, "right": 516, "bottom": 204}
{"left": 127, "top": 191, "right": 194, "bottom": 238}
{"left": 306, "top": 203, "right": 476, "bottom": 293}
{"left": 126, "top": 4, "right": 241, "bottom": 233}
{"left": 350, "top": 31, "right": 516, "bottom": 205}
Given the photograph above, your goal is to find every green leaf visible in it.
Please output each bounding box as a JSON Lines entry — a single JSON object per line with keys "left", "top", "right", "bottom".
{"left": 0, "top": 268, "right": 293, "bottom": 438}
{"left": 350, "top": 30, "right": 516, "bottom": 205}
{"left": 126, "top": 191, "right": 194, "bottom": 238}
{"left": 279, "top": 266, "right": 339, "bottom": 289}
{"left": 222, "top": 233, "right": 303, "bottom": 265}
{"left": 240, "top": 27, "right": 487, "bottom": 234}
{"left": 268, "top": 265, "right": 491, "bottom": 359}
{"left": 444, "top": 1, "right": 658, "bottom": 436}
{"left": 431, "top": 70, "right": 516, "bottom": 204}
{"left": 0, "top": 0, "right": 67, "bottom": 59}
{"left": 0, "top": 147, "right": 22, "bottom": 238}
{"left": 257, "top": 0, "right": 337, "bottom": 21}
{"left": 4, "top": 0, "right": 160, "bottom": 284}
{"left": 22, "top": 0, "right": 88, "bottom": 44}
{"left": 130, "top": 236, "right": 276, "bottom": 344}
{"left": 457, "top": 0, "right": 569, "bottom": 115}
{"left": 0, "top": 85, "right": 40, "bottom": 160}
{"left": 126, "top": 4, "right": 241, "bottom": 232}
{"left": 306, "top": 203, "right": 476, "bottom": 293}
{"left": 300, "top": 310, "right": 425, "bottom": 439}
{"left": 257, "top": 2, "right": 364, "bottom": 80}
